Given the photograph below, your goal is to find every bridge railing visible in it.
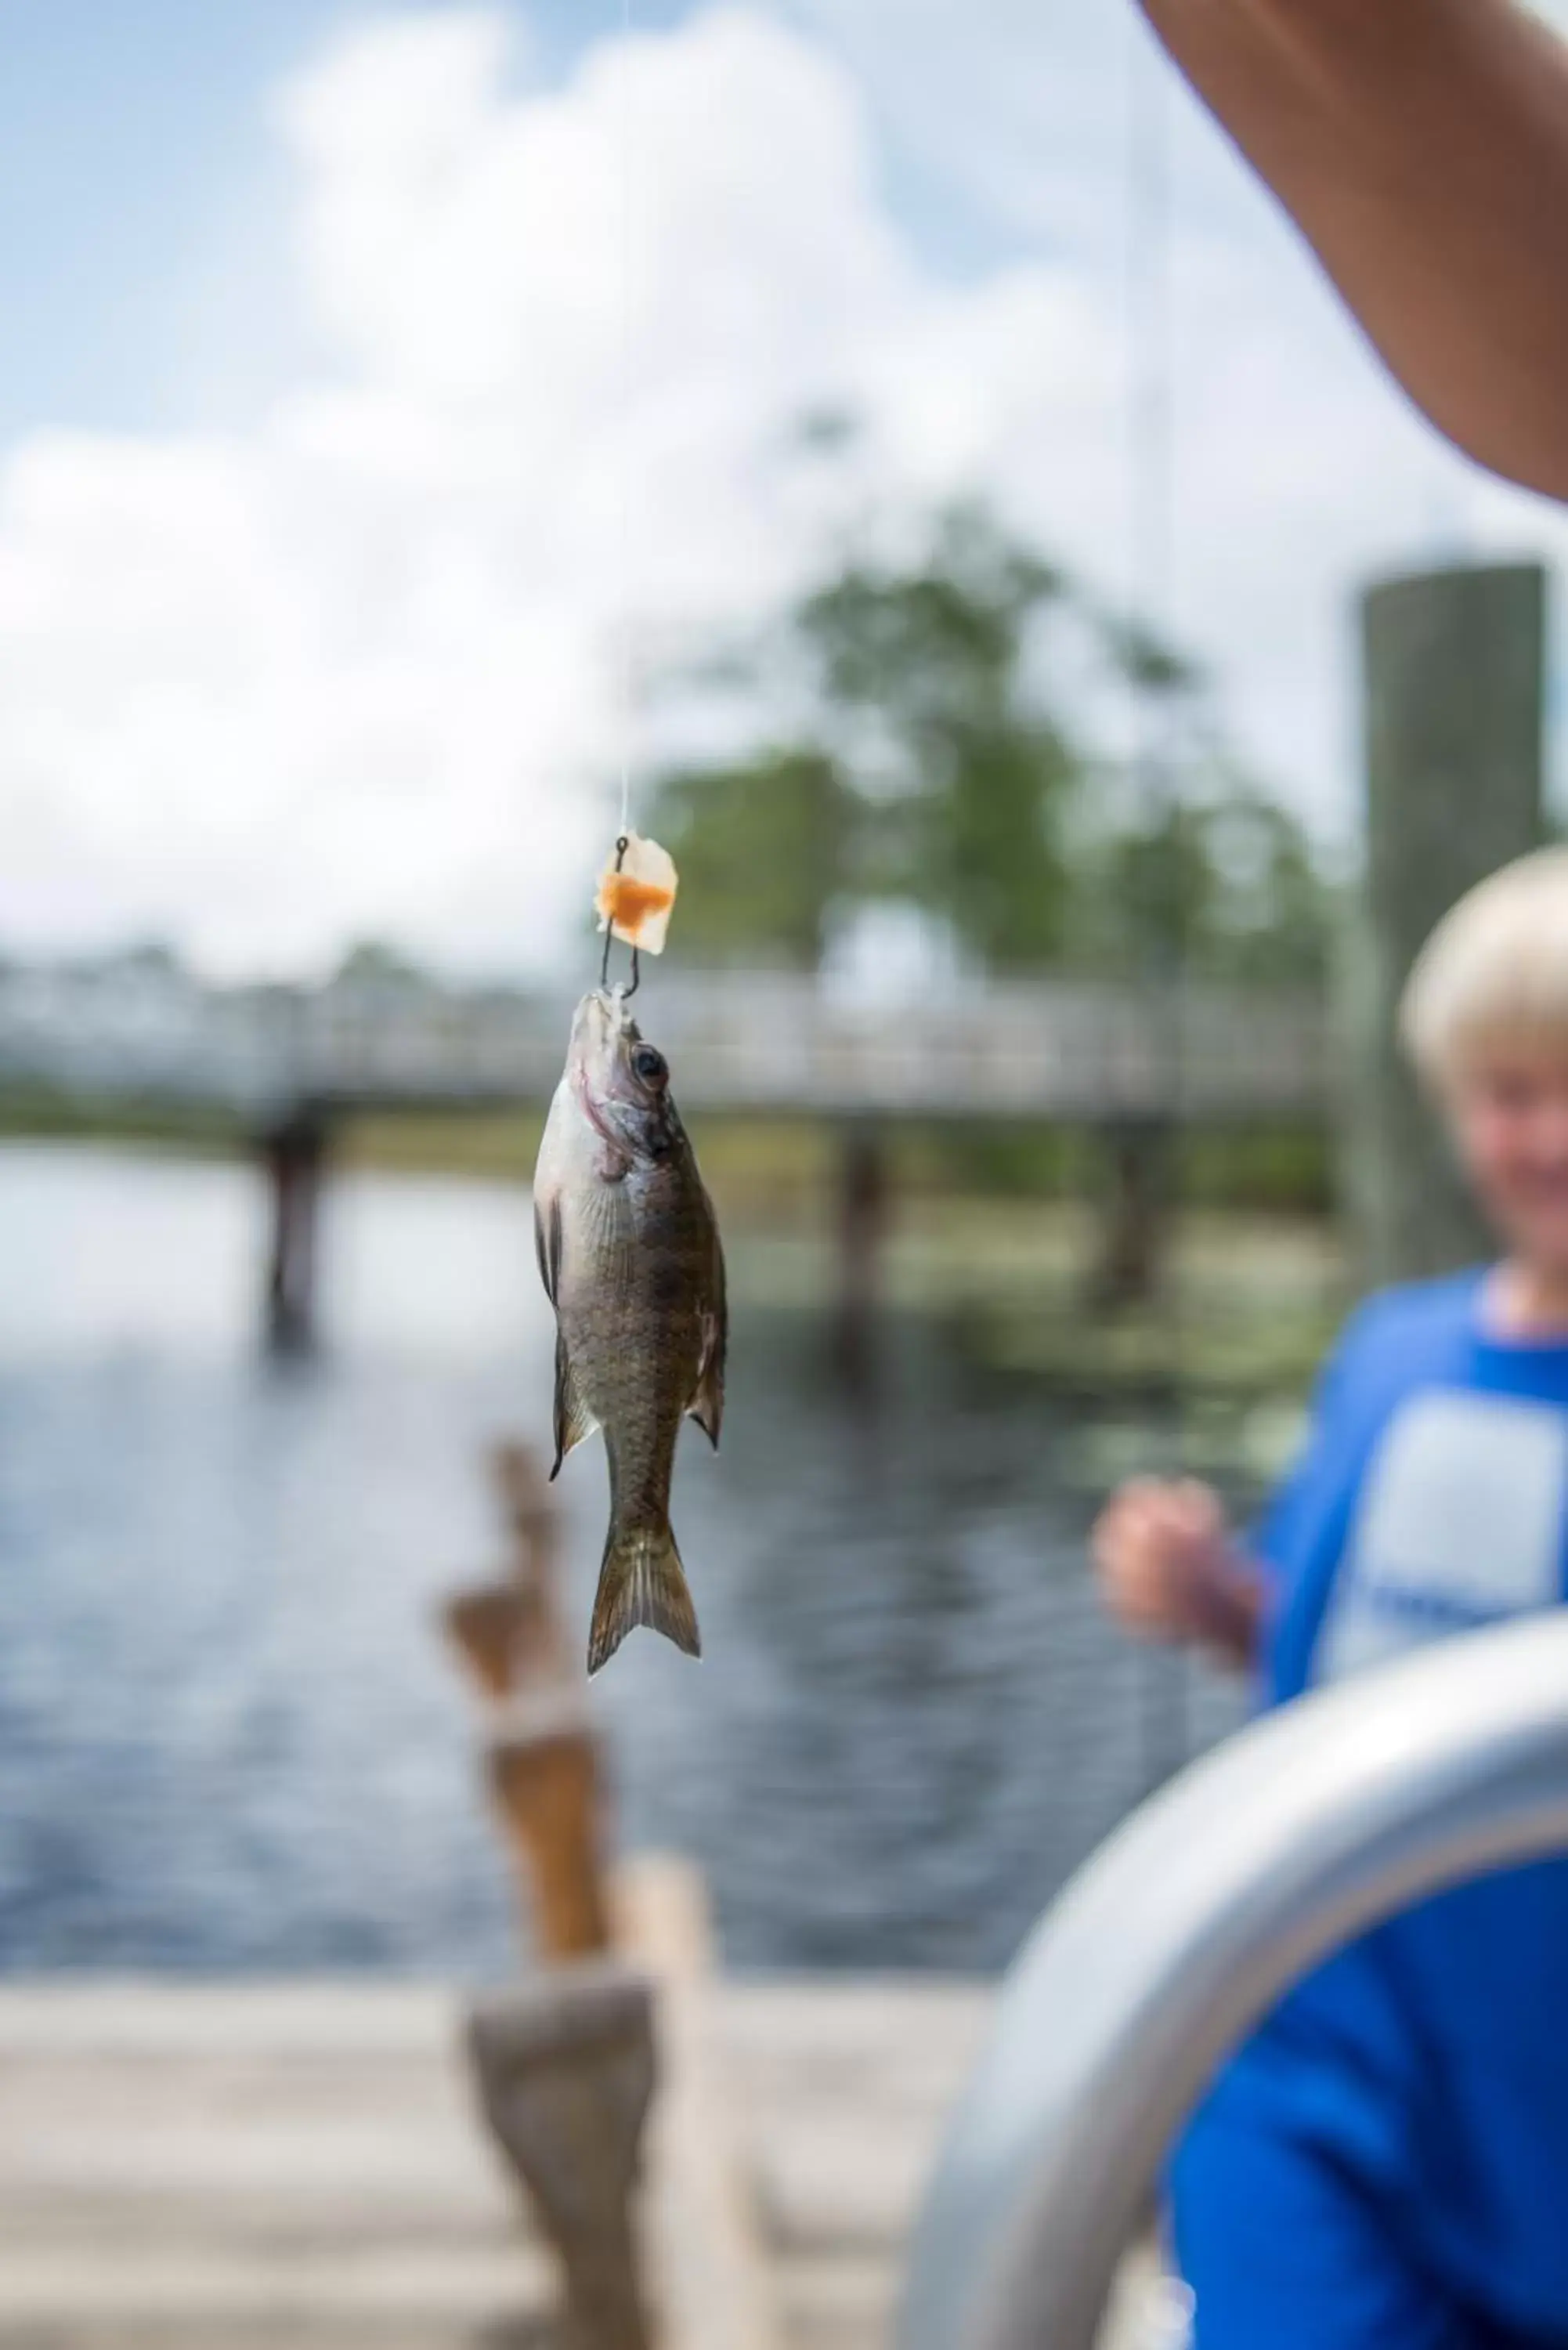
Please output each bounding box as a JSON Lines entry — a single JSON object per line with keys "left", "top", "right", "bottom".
{"left": 0, "top": 967, "right": 1327, "bottom": 1120}
{"left": 895, "top": 1614, "right": 1568, "bottom": 2350}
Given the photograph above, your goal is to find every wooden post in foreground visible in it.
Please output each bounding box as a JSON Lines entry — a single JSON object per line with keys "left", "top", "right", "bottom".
{"left": 488, "top": 1692, "right": 612, "bottom": 1962}
{"left": 469, "top": 1965, "right": 656, "bottom": 2350}
{"left": 443, "top": 1441, "right": 570, "bottom": 1700}
{"left": 493, "top": 1438, "right": 562, "bottom": 1570}
{"left": 443, "top": 1585, "right": 533, "bottom": 1704}
{"left": 1344, "top": 562, "right": 1547, "bottom": 1285}
{"left": 615, "top": 1855, "right": 785, "bottom": 2350}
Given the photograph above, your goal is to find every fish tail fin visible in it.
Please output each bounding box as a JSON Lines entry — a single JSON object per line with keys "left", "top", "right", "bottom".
{"left": 587, "top": 1517, "right": 702, "bottom": 1676}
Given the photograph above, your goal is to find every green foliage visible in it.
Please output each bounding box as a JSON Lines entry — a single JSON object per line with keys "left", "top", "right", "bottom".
{"left": 797, "top": 506, "right": 1063, "bottom": 749}
{"left": 1179, "top": 1123, "right": 1334, "bottom": 1216}
{"left": 1197, "top": 790, "right": 1339, "bottom": 986}
{"left": 646, "top": 491, "right": 1335, "bottom": 985}
{"left": 916, "top": 715, "right": 1080, "bottom": 969}
{"left": 1097, "top": 618, "right": 1204, "bottom": 699}
{"left": 790, "top": 507, "right": 1080, "bottom": 965}
{"left": 332, "top": 938, "right": 434, "bottom": 990}
{"left": 1074, "top": 788, "right": 1337, "bottom": 986}
{"left": 651, "top": 748, "right": 855, "bottom": 968}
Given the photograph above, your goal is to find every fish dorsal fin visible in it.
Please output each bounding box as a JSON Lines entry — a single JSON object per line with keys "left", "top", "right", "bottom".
{"left": 551, "top": 1332, "right": 598, "bottom": 1480}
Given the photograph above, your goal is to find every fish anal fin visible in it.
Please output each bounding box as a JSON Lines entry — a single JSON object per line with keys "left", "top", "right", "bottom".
{"left": 587, "top": 1519, "right": 702, "bottom": 1675}
{"left": 551, "top": 1333, "right": 597, "bottom": 1480}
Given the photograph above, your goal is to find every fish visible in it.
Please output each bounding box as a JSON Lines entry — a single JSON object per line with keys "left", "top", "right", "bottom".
{"left": 533, "top": 987, "right": 727, "bottom": 1675}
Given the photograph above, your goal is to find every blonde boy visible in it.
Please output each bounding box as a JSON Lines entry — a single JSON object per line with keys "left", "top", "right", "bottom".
{"left": 1096, "top": 848, "right": 1568, "bottom": 2350}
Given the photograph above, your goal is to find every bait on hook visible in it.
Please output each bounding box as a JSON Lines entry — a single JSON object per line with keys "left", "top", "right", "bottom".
{"left": 594, "top": 830, "right": 677, "bottom": 996}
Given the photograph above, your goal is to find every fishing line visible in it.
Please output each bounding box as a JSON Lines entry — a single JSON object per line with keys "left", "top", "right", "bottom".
{"left": 1126, "top": 20, "right": 1192, "bottom": 1799}
{"left": 597, "top": 0, "right": 640, "bottom": 1000}
{"left": 615, "top": 0, "right": 636, "bottom": 844}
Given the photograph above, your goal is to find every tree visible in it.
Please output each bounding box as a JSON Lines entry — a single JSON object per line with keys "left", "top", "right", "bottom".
{"left": 794, "top": 507, "right": 1080, "bottom": 968}
{"left": 649, "top": 748, "right": 855, "bottom": 969}
{"left": 331, "top": 939, "right": 435, "bottom": 992}
{"left": 647, "top": 494, "right": 1333, "bottom": 987}
{"left": 1071, "top": 784, "right": 1335, "bottom": 986}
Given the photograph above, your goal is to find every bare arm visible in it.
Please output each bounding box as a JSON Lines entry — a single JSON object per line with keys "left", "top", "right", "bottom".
{"left": 1141, "top": 0, "right": 1568, "bottom": 498}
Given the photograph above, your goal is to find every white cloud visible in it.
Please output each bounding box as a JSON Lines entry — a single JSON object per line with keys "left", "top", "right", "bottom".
{"left": 0, "top": 2, "right": 1563, "bottom": 978}
{"left": 0, "top": 5, "right": 1130, "bottom": 976}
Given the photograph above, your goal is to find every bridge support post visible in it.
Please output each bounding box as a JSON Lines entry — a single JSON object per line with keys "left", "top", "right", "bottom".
{"left": 1089, "top": 1114, "right": 1172, "bottom": 1310}
{"left": 262, "top": 1107, "right": 327, "bottom": 1352}
{"left": 1344, "top": 562, "right": 1547, "bottom": 1284}
{"left": 835, "top": 1119, "right": 888, "bottom": 1381}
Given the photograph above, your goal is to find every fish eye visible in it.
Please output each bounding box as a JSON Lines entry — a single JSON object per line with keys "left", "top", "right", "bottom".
{"left": 631, "top": 1044, "right": 667, "bottom": 1088}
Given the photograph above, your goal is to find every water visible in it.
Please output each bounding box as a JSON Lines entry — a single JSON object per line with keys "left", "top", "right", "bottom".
{"left": 0, "top": 1142, "right": 1252, "bottom": 1979}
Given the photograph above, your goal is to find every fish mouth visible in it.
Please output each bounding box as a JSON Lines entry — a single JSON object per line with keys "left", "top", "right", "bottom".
{"left": 569, "top": 988, "right": 636, "bottom": 1156}
{"left": 570, "top": 986, "right": 632, "bottom": 1059}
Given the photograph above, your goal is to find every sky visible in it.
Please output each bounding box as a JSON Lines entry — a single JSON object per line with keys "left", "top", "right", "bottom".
{"left": 2, "top": 0, "right": 1566, "bottom": 981}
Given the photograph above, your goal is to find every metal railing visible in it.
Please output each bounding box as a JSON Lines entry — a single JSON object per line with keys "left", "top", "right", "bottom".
{"left": 0, "top": 968, "right": 1324, "bottom": 1121}
{"left": 897, "top": 1614, "right": 1568, "bottom": 2350}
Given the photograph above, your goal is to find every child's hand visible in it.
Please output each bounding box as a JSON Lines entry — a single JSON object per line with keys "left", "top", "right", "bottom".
{"left": 1092, "top": 1478, "right": 1263, "bottom": 1665}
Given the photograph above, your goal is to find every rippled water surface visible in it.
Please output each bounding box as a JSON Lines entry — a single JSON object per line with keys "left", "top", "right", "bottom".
{"left": 0, "top": 1142, "right": 1251, "bottom": 1976}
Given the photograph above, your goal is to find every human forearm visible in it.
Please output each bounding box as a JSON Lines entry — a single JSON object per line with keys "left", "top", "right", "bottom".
{"left": 1140, "top": 0, "right": 1568, "bottom": 497}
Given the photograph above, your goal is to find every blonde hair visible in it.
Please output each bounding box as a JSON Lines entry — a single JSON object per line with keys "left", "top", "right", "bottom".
{"left": 1402, "top": 845, "right": 1568, "bottom": 1083}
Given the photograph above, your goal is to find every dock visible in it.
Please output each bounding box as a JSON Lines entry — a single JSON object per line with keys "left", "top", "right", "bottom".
{"left": 0, "top": 1457, "right": 1180, "bottom": 2350}
{"left": 0, "top": 1974, "right": 1173, "bottom": 2350}
{"left": 0, "top": 1974, "right": 991, "bottom": 2350}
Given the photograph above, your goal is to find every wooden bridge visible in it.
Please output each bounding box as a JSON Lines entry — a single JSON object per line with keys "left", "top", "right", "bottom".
{"left": 0, "top": 965, "right": 1324, "bottom": 1124}
{"left": 0, "top": 963, "right": 1328, "bottom": 1345}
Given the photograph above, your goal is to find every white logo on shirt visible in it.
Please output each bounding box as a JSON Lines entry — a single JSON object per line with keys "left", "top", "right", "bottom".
{"left": 1313, "top": 1387, "right": 1568, "bottom": 1686}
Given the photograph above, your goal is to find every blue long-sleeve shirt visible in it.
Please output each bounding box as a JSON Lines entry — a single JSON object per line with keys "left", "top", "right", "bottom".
{"left": 1193, "top": 1270, "right": 1568, "bottom": 2335}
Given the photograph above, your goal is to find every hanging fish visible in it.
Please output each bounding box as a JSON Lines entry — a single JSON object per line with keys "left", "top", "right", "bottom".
{"left": 533, "top": 985, "right": 726, "bottom": 1674}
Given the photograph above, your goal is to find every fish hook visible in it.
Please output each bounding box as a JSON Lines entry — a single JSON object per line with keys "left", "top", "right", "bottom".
{"left": 598, "top": 835, "right": 642, "bottom": 1000}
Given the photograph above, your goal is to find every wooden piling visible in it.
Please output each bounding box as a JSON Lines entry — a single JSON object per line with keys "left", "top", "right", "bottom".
{"left": 262, "top": 1106, "right": 327, "bottom": 1352}
{"left": 468, "top": 1965, "right": 656, "bottom": 2350}
{"left": 444, "top": 1443, "right": 570, "bottom": 1700}
{"left": 487, "top": 1693, "right": 612, "bottom": 1962}
{"left": 1344, "top": 562, "right": 1548, "bottom": 1284}
{"left": 492, "top": 1439, "right": 558, "bottom": 1558}
{"left": 615, "top": 1856, "right": 785, "bottom": 2350}
{"left": 835, "top": 1120, "right": 887, "bottom": 1382}
{"left": 1089, "top": 1114, "right": 1172, "bottom": 1310}
{"left": 442, "top": 1585, "right": 533, "bottom": 1703}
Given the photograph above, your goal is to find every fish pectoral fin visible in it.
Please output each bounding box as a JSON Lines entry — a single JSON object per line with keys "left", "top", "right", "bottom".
{"left": 551, "top": 1335, "right": 598, "bottom": 1480}
{"left": 688, "top": 1361, "right": 724, "bottom": 1451}
{"left": 687, "top": 1297, "right": 727, "bottom": 1451}
{"left": 534, "top": 1195, "right": 563, "bottom": 1307}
